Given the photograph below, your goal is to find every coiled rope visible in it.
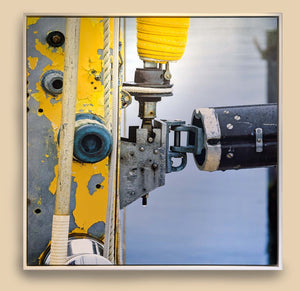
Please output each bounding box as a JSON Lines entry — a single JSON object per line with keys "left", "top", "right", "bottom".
{"left": 103, "top": 18, "right": 112, "bottom": 132}
{"left": 103, "top": 18, "right": 120, "bottom": 264}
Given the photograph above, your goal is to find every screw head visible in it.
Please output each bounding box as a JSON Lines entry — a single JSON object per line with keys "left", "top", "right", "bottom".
{"left": 153, "top": 149, "right": 158, "bottom": 154}
{"left": 227, "top": 123, "right": 233, "bottom": 130}
{"left": 234, "top": 115, "right": 241, "bottom": 121}
{"left": 226, "top": 152, "right": 234, "bottom": 159}
{"left": 139, "top": 146, "right": 145, "bottom": 152}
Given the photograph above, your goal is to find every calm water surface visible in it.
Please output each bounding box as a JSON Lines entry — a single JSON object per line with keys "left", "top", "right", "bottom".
{"left": 123, "top": 17, "right": 278, "bottom": 265}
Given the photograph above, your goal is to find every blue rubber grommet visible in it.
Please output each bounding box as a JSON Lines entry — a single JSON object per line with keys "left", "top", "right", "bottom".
{"left": 41, "top": 70, "right": 63, "bottom": 96}
{"left": 73, "top": 114, "right": 112, "bottom": 163}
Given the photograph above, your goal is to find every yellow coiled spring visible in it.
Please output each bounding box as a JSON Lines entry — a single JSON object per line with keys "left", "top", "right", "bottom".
{"left": 136, "top": 17, "right": 190, "bottom": 63}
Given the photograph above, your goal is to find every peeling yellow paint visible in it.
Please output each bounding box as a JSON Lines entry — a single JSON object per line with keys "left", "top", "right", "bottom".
{"left": 27, "top": 17, "right": 39, "bottom": 28}
{"left": 33, "top": 18, "right": 118, "bottom": 234}
{"left": 28, "top": 18, "right": 122, "bottom": 264}
{"left": 28, "top": 56, "right": 38, "bottom": 70}
{"left": 49, "top": 165, "right": 58, "bottom": 195}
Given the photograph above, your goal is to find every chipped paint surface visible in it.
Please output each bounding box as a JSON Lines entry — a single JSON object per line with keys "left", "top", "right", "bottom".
{"left": 27, "top": 17, "right": 39, "bottom": 27}
{"left": 28, "top": 56, "right": 38, "bottom": 70}
{"left": 27, "top": 17, "right": 120, "bottom": 265}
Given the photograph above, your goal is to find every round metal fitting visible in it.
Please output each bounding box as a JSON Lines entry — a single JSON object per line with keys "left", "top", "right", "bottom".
{"left": 226, "top": 152, "right": 234, "bottom": 159}
{"left": 227, "top": 123, "right": 233, "bottom": 130}
{"left": 46, "top": 31, "right": 65, "bottom": 47}
{"left": 152, "top": 163, "right": 158, "bottom": 170}
{"left": 147, "top": 137, "right": 154, "bottom": 143}
{"left": 41, "top": 70, "right": 63, "bottom": 96}
{"left": 73, "top": 114, "right": 112, "bottom": 163}
{"left": 121, "top": 89, "right": 132, "bottom": 109}
{"left": 42, "top": 234, "right": 112, "bottom": 265}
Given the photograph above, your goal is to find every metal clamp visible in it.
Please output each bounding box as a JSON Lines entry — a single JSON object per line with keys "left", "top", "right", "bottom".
{"left": 158, "top": 120, "right": 204, "bottom": 173}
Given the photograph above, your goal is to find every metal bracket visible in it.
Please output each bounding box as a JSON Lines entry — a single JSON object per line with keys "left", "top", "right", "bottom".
{"left": 119, "top": 119, "right": 204, "bottom": 207}
{"left": 119, "top": 126, "right": 166, "bottom": 209}
{"left": 155, "top": 120, "right": 204, "bottom": 173}
{"left": 255, "top": 128, "right": 263, "bottom": 152}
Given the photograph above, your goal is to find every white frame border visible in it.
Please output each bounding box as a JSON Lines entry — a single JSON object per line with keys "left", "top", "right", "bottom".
{"left": 23, "top": 13, "right": 283, "bottom": 271}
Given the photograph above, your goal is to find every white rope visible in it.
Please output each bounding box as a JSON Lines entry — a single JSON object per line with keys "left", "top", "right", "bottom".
{"left": 122, "top": 85, "right": 173, "bottom": 94}
{"left": 104, "top": 18, "right": 120, "bottom": 264}
{"left": 50, "top": 17, "right": 81, "bottom": 265}
{"left": 103, "top": 18, "right": 112, "bottom": 132}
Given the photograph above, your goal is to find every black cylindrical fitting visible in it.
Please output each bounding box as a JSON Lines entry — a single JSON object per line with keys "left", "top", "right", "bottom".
{"left": 191, "top": 104, "right": 278, "bottom": 171}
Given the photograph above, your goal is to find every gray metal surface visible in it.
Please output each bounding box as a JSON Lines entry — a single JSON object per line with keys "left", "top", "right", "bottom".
{"left": 119, "top": 127, "right": 166, "bottom": 208}
{"left": 27, "top": 17, "right": 66, "bottom": 266}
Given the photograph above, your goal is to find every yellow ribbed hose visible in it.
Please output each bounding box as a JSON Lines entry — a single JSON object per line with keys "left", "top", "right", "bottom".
{"left": 136, "top": 17, "right": 190, "bottom": 63}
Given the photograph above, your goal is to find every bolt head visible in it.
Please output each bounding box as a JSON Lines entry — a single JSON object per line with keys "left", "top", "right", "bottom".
{"left": 52, "top": 35, "right": 61, "bottom": 44}
{"left": 148, "top": 137, "right": 154, "bottom": 143}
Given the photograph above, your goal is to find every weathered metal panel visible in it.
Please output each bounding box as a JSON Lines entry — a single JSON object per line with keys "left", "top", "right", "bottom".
{"left": 26, "top": 17, "right": 121, "bottom": 265}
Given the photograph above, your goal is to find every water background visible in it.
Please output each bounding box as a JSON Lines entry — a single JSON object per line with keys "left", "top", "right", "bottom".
{"left": 122, "top": 17, "right": 278, "bottom": 265}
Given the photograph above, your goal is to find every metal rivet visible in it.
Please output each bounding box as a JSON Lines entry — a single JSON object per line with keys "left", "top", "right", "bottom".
{"left": 153, "top": 149, "right": 158, "bottom": 154}
{"left": 227, "top": 123, "right": 233, "bottom": 130}
{"left": 234, "top": 115, "right": 241, "bottom": 120}
{"left": 152, "top": 163, "right": 158, "bottom": 170}
{"left": 130, "top": 191, "right": 135, "bottom": 196}
{"left": 226, "top": 153, "right": 234, "bottom": 159}
{"left": 129, "top": 170, "right": 136, "bottom": 176}
{"left": 139, "top": 146, "right": 145, "bottom": 152}
{"left": 224, "top": 110, "right": 230, "bottom": 114}
{"left": 147, "top": 137, "right": 154, "bottom": 143}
